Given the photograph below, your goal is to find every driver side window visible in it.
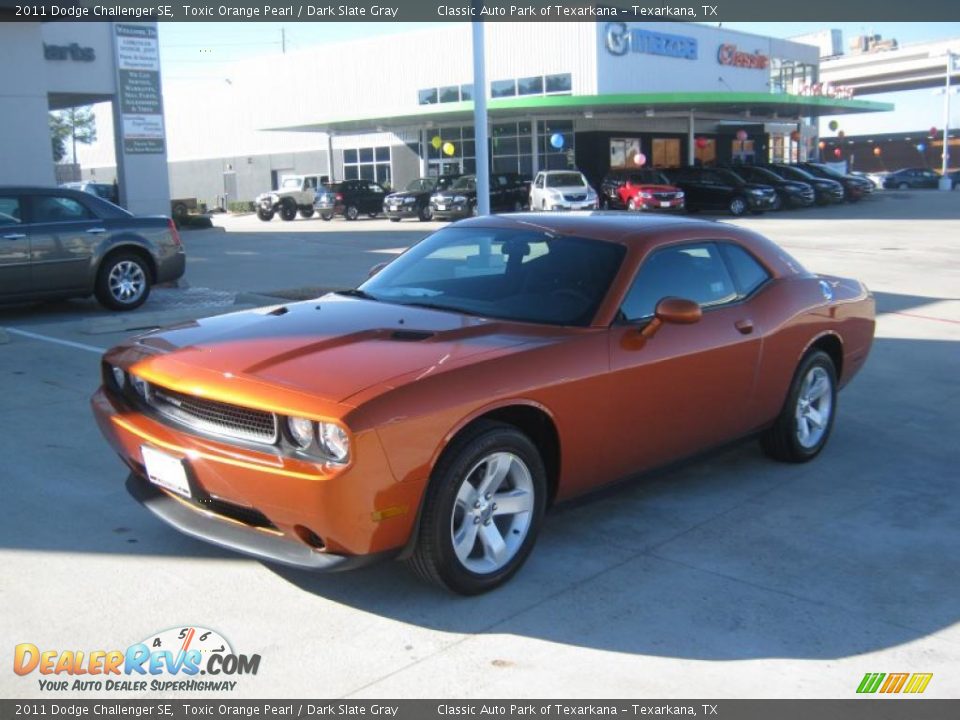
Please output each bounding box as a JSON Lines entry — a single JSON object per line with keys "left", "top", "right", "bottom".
{"left": 620, "top": 243, "right": 737, "bottom": 321}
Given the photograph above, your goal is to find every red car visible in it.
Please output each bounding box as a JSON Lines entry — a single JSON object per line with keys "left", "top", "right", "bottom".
{"left": 601, "top": 169, "right": 685, "bottom": 212}
{"left": 92, "top": 213, "right": 874, "bottom": 595}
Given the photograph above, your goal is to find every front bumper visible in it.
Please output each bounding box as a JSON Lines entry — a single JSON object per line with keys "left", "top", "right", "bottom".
{"left": 314, "top": 201, "right": 343, "bottom": 216}
{"left": 636, "top": 199, "right": 684, "bottom": 211}
{"left": 430, "top": 203, "right": 470, "bottom": 220}
{"left": 747, "top": 194, "right": 777, "bottom": 210}
{"left": 785, "top": 191, "right": 816, "bottom": 207}
{"left": 383, "top": 203, "right": 420, "bottom": 219}
{"left": 544, "top": 201, "right": 599, "bottom": 211}
{"left": 91, "top": 387, "right": 421, "bottom": 569}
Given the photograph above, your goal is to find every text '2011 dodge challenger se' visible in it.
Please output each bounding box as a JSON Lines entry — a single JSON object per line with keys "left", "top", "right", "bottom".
{"left": 92, "top": 213, "right": 874, "bottom": 594}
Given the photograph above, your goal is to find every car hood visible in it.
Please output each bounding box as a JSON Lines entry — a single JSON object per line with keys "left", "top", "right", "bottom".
{"left": 387, "top": 190, "right": 428, "bottom": 201}
{"left": 434, "top": 188, "right": 476, "bottom": 198}
{"left": 742, "top": 183, "right": 776, "bottom": 192}
{"left": 545, "top": 185, "right": 593, "bottom": 193}
{"left": 124, "top": 295, "right": 548, "bottom": 406}
{"left": 631, "top": 184, "right": 681, "bottom": 192}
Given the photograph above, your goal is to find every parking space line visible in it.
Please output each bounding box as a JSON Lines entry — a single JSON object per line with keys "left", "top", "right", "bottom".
{"left": 3, "top": 328, "right": 106, "bottom": 354}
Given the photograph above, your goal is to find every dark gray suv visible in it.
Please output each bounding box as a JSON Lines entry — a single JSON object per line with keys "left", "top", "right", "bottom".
{"left": 0, "top": 186, "right": 185, "bottom": 311}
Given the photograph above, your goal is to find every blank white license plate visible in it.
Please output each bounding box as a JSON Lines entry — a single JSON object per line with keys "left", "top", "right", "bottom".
{"left": 660, "top": 201, "right": 671, "bottom": 207}
{"left": 436, "top": 204, "right": 446, "bottom": 211}
{"left": 142, "top": 445, "right": 191, "bottom": 498}
{"left": 390, "top": 205, "right": 399, "bottom": 212}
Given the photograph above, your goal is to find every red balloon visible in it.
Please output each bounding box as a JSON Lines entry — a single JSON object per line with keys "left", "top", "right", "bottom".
{"left": 695, "top": 137, "right": 708, "bottom": 150}
{"left": 818, "top": 140, "right": 826, "bottom": 150}
{"left": 873, "top": 146, "right": 882, "bottom": 156}
{"left": 930, "top": 126, "right": 938, "bottom": 137}
{"left": 833, "top": 147, "right": 842, "bottom": 158}
{"left": 790, "top": 130, "right": 801, "bottom": 142}
{"left": 736, "top": 129, "right": 748, "bottom": 141}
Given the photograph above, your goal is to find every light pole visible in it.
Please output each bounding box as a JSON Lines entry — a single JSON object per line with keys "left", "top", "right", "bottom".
{"left": 936, "top": 50, "right": 956, "bottom": 191}
{"left": 472, "top": 20, "right": 490, "bottom": 215}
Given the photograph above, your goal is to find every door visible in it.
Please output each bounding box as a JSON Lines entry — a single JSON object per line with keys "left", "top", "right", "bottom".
{"left": 605, "top": 242, "right": 761, "bottom": 478}
{"left": 0, "top": 194, "right": 31, "bottom": 297}
{"left": 25, "top": 193, "right": 101, "bottom": 294}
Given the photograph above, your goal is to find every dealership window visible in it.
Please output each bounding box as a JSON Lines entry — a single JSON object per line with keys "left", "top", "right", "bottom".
{"left": 491, "top": 79, "right": 517, "bottom": 98}
{"left": 518, "top": 76, "right": 544, "bottom": 96}
{"left": 770, "top": 58, "right": 818, "bottom": 95}
{"left": 460, "top": 84, "right": 473, "bottom": 101}
{"left": 608, "top": 137, "right": 641, "bottom": 170}
{"left": 426, "top": 126, "right": 477, "bottom": 176}
{"left": 538, "top": 120, "right": 575, "bottom": 171}
{"left": 545, "top": 73, "right": 572, "bottom": 94}
{"left": 439, "top": 85, "right": 460, "bottom": 103}
{"left": 652, "top": 138, "right": 681, "bottom": 168}
{"left": 492, "top": 121, "right": 534, "bottom": 176}
{"left": 343, "top": 145, "right": 392, "bottom": 186}
{"left": 418, "top": 88, "right": 438, "bottom": 105}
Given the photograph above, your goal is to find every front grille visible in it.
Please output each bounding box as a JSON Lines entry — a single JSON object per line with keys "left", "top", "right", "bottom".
{"left": 563, "top": 193, "right": 587, "bottom": 202}
{"left": 148, "top": 385, "right": 278, "bottom": 445}
{"left": 653, "top": 192, "right": 677, "bottom": 200}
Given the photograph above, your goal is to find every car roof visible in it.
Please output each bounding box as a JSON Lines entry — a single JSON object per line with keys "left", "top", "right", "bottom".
{"left": 455, "top": 211, "right": 718, "bottom": 243}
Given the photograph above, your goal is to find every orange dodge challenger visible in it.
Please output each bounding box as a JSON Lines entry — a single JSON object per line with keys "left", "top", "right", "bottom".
{"left": 92, "top": 213, "right": 875, "bottom": 594}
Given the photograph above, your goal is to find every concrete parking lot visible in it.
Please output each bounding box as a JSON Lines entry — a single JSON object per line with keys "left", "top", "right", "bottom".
{"left": 2, "top": 190, "right": 958, "bottom": 699}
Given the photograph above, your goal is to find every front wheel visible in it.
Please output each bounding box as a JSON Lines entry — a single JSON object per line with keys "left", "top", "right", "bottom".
{"left": 771, "top": 193, "right": 784, "bottom": 211}
{"left": 760, "top": 349, "right": 837, "bottom": 463}
{"left": 627, "top": 197, "right": 638, "bottom": 211}
{"left": 418, "top": 204, "right": 433, "bottom": 222}
{"left": 344, "top": 205, "right": 359, "bottom": 221}
{"left": 320, "top": 213, "right": 333, "bottom": 222}
{"left": 298, "top": 206, "right": 315, "bottom": 219}
{"left": 408, "top": 422, "right": 547, "bottom": 595}
{"left": 256, "top": 208, "right": 274, "bottom": 222}
{"left": 898, "top": 182, "right": 909, "bottom": 190}
{"left": 728, "top": 196, "right": 748, "bottom": 216}
{"left": 279, "top": 199, "right": 297, "bottom": 221}
{"left": 95, "top": 253, "right": 151, "bottom": 311}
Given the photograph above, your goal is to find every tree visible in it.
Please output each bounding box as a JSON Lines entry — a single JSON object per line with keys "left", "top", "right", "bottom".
{"left": 49, "top": 106, "right": 97, "bottom": 163}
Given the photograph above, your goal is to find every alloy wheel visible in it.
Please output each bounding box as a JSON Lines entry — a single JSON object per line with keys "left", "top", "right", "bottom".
{"left": 794, "top": 366, "right": 833, "bottom": 449}
{"left": 108, "top": 260, "right": 146, "bottom": 304}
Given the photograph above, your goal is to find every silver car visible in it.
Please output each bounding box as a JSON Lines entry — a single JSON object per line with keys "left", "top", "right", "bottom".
{"left": 0, "top": 186, "right": 185, "bottom": 310}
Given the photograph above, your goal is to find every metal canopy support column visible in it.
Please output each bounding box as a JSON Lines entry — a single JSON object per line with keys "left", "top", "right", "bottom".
{"left": 939, "top": 52, "right": 954, "bottom": 191}
{"left": 419, "top": 128, "right": 428, "bottom": 177}
{"left": 687, "top": 110, "right": 696, "bottom": 166}
{"left": 472, "top": 19, "right": 490, "bottom": 216}
{"left": 531, "top": 117, "right": 539, "bottom": 176}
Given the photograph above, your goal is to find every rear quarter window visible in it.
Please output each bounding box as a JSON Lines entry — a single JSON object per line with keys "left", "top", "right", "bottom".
{"left": 721, "top": 243, "right": 770, "bottom": 297}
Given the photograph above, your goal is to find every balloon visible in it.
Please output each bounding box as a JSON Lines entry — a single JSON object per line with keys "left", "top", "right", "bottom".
{"left": 873, "top": 146, "right": 882, "bottom": 156}
{"left": 818, "top": 140, "right": 826, "bottom": 150}
{"left": 828, "top": 120, "right": 839, "bottom": 131}
{"left": 549, "top": 133, "right": 564, "bottom": 149}
{"left": 930, "top": 126, "right": 938, "bottom": 137}
{"left": 833, "top": 148, "right": 842, "bottom": 158}
{"left": 695, "top": 137, "right": 708, "bottom": 149}
{"left": 916, "top": 143, "right": 926, "bottom": 152}
{"left": 634, "top": 153, "right": 647, "bottom": 166}
{"left": 838, "top": 130, "right": 845, "bottom": 139}
{"left": 431, "top": 136, "right": 442, "bottom": 150}
{"left": 736, "top": 129, "right": 748, "bottom": 141}
{"left": 790, "top": 130, "right": 801, "bottom": 142}
{"left": 442, "top": 141, "right": 455, "bottom": 157}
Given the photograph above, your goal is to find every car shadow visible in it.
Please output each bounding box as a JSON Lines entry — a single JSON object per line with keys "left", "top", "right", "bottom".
{"left": 2, "top": 307, "right": 958, "bottom": 661}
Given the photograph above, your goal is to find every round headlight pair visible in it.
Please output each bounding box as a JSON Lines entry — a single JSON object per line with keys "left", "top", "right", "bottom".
{"left": 129, "top": 374, "right": 149, "bottom": 400}
{"left": 286, "top": 417, "right": 350, "bottom": 463}
{"left": 111, "top": 366, "right": 126, "bottom": 388}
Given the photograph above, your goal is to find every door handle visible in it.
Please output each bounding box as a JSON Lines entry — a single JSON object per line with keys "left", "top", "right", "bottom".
{"left": 2, "top": 233, "right": 26, "bottom": 240}
{"left": 86, "top": 227, "right": 107, "bottom": 234}
{"left": 735, "top": 319, "right": 754, "bottom": 335}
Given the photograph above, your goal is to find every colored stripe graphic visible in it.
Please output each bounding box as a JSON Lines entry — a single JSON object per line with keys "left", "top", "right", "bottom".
{"left": 903, "top": 673, "right": 933, "bottom": 694}
{"left": 857, "top": 673, "right": 886, "bottom": 693}
{"left": 880, "top": 673, "right": 909, "bottom": 693}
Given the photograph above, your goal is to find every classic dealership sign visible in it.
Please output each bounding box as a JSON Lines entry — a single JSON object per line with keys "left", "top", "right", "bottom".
{"left": 717, "top": 43, "right": 770, "bottom": 70}
{"left": 604, "top": 22, "right": 698, "bottom": 60}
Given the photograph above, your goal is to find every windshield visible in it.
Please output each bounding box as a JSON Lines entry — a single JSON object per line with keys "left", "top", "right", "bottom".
{"left": 405, "top": 178, "right": 436, "bottom": 192}
{"left": 743, "top": 167, "right": 780, "bottom": 183}
{"left": 450, "top": 176, "right": 476, "bottom": 191}
{"left": 716, "top": 169, "right": 747, "bottom": 184}
{"left": 545, "top": 173, "right": 587, "bottom": 188}
{"left": 772, "top": 165, "right": 814, "bottom": 182}
{"left": 359, "top": 227, "right": 626, "bottom": 326}
{"left": 628, "top": 170, "right": 670, "bottom": 185}
{"left": 280, "top": 177, "right": 302, "bottom": 189}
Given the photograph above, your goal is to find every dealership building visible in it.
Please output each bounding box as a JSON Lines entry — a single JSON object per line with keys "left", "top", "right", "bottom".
{"left": 0, "top": 11, "right": 172, "bottom": 215}
{"left": 5, "top": 18, "right": 893, "bottom": 208}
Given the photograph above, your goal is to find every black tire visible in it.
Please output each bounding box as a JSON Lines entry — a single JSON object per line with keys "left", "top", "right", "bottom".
{"left": 897, "top": 182, "right": 909, "bottom": 190}
{"left": 389, "top": 217, "right": 402, "bottom": 223}
{"left": 321, "top": 213, "right": 333, "bottom": 222}
{"left": 279, "top": 199, "right": 297, "bottom": 221}
{"left": 408, "top": 421, "right": 547, "bottom": 595}
{"left": 172, "top": 202, "right": 188, "bottom": 220}
{"left": 256, "top": 208, "right": 274, "bottom": 222}
{"left": 344, "top": 205, "right": 359, "bottom": 221}
{"left": 627, "top": 197, "right": 638, "bottom": 211}
{"left": 94, "top": 252, "right": 151, "bottom": 311}
{"left": 418, "top": 204, "right": 433, "bottom": 222}
{"left": 728, "top": 196, "right": 748, "bottom": 216}
{"left": 771, "top": 193, "right": 784, "bottom": 211}
{"left": 368, "top": 212, "right": 378, "bottom": 219}
{"left": 298, "top": 206, "right": 315, "bottom": 219}
{"left": 760, "top": 349, "right": 838, "bottom": 463}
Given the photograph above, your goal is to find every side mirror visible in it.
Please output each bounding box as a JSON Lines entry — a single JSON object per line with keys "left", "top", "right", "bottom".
{"left": 640, "top": 297, "right": 701, "bottom": 339}
{"left": 368, "top": 262, "right": 388, "bottom": 278}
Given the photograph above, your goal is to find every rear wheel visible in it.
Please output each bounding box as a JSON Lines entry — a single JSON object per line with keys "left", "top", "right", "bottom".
{"left": 390, "top": 217, "right": 402, "bottom": 223}
{"left": 728, "top": 196, "right": 748, "bottom": 216}
{"left": 298, "top": 206, "right": 315, "bottom": 219}
{"left": 95, "top": 252, "right": 151, "bottom": 311}
{"left": 279, "top": 199, "right": 297, "bottom": 221}
{"left": 408, "top": 421, "right": 546, "bottom": 595}
{"left": 320, "top": 213, "right": 333, "bottom": 221}
{"left": 760, "top": 350, "right": 837, "bottom": 463}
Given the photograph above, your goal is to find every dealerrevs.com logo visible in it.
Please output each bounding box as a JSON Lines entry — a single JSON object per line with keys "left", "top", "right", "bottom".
{"left": 14, "top": 626, "right": 261, "bottom": 692}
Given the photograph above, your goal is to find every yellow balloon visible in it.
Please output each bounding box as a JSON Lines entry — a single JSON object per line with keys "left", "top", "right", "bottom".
{"left": 431, "top": 136, "right": 442, "bottom": 150}
{"left": 442, "top": 142, "right": 456, "bottom": 157}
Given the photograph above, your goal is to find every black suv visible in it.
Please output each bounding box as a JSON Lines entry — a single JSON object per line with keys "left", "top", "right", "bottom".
{"left": 722, "top": 165, "right": 815, "bottom": 210}
{"left": 383, "top": 176, "right": 459, "bottom": 222}
{"left": 796, "top": 163, "right": 872, "bottom": 202}
{"left": 430, "top": 173, "right": 528, "bottom": 220}
{"left": 763, "top": 164, "right": 845, "bottom": 205}
{"left": 662, "top": 167, "right": 777, "bottom": 216}
{"left": 314, "top": 180, "right": 387, "bottom": 221}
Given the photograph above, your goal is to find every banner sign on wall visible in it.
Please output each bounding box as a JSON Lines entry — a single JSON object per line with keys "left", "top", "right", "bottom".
{"left": 114, "top": 24, "right": 165, "bottom": 154}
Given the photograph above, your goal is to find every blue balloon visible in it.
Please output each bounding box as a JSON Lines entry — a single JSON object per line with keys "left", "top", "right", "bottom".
{"left": 550, "top": 133, "right": 564, "bottom": 150}
{"left": 916, "top": 143, "right": 926, "bottom": 152}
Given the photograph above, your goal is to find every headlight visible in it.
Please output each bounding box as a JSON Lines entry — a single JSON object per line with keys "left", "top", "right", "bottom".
{"left": 640, "top": 192, "right": 653, "bottom": 199}
{"left": 749, "top": 189, "right": 764, "bottom": 195}
{"left": 319, "top": 422, "right": 350, "bottom": 463}
{"left": 129, "top": 374, "right": 149, "bottom": 400}
{"left": 111, "top": 366, "right": 126, "bottom": 388}
{"left": 404, "top": 197, "right": 416, "bottom": 205}
{"left": 453, "top": 195, "right": 466, "bottom": 203}
{"left": 676, "top": 191, "right": 685, "bottom": 199}
{"left": 287, "top": 416, "right": 315, "bottom": 449}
